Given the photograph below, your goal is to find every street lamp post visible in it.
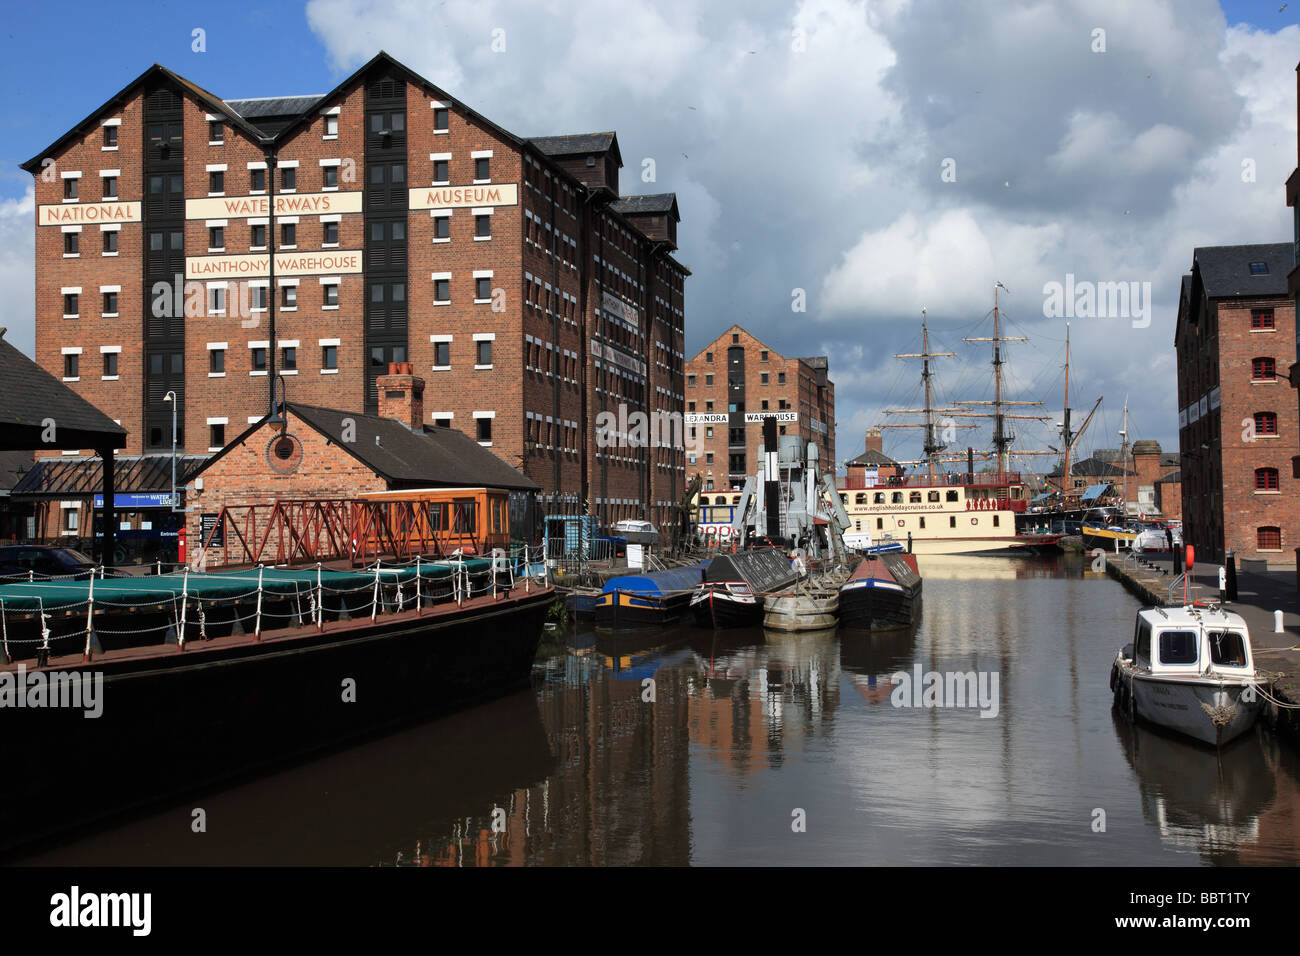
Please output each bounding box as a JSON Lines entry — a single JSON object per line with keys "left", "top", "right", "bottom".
{"left": 163, "top": 390, "right": 178, "bottom": 510}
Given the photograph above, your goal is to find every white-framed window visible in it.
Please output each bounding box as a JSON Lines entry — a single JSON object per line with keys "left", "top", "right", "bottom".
{"left": 430, "top": 334, "right": 452, "bottom": 370}
{"left": 473, "top": 410, "right": 495, "bottom": 445}
{"left": 473, "top": 332, "right": 495, "bottom": 369}
{"left": 432, "top": 271, "right": 451, "bottom": 305}
{"left": 431, "top": 101, "right": 450, "bottom": 134}
{"left": 430, "top": 153, "right": 451, "bottom": 186}
{"left": 473, "top": 269, "right": 494, "bottom": 303}
{"left": 101, "top": 118, "right": 120, "bottom": 151}
{"left": 471, "top": 150, "right": 492, "bottom": 184}
{"left": 432, "top": 208, "right": 451, "bottom": 243}
{"left": 321, "top": 106, "right": 340, "bottom": 140}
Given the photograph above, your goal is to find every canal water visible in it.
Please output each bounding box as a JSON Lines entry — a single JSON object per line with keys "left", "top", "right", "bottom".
{"left": 16, "top": 552, "right": 1300, "bottom": 866}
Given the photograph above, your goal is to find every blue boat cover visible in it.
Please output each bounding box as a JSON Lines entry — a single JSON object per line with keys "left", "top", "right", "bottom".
{"left": 601, "top": 560, "right": 709, "bottom": 598}
{"left": 1081, "top": 483, "right": 1111, "bottom": 501}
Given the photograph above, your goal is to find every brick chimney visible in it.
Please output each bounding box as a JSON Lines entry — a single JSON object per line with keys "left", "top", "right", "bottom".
{"left": 865, "top": 427, "right": 883, "bottom": 454}
{"left": 376, "top": 363, "right": 424, "bottom": 430}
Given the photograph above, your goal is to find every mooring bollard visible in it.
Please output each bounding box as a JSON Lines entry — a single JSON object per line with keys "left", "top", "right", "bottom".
{"left": 1275, "top": 609, "right": 1284, "bottom": 633}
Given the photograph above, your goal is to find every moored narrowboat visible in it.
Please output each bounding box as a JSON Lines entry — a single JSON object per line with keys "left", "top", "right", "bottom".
{"left": 689, "top": 547, "right": 797, "bottom": 630}
{"left": 839, "top": 551, "right": 923, "bottom": 630}
{"left": 595, "top": 560, "right": 710, "bottom": 629}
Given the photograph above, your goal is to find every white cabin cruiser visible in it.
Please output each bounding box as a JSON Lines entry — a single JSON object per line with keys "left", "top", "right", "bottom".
{"left": 1110, "top": 605, "right": 1263, "bottom": 747}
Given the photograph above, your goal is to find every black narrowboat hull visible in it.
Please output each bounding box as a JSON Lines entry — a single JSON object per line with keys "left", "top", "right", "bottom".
{"left": 839, "top": 580, "right": 920, "bottom": 630}
{"left": 594, "top": 589, "right": 693, "bottom": 629}
{"left": 689, "top": 585, "right": 764, "bottom": 629}
{"left": 0, "top": 586, "right": 553, "bottom": 858}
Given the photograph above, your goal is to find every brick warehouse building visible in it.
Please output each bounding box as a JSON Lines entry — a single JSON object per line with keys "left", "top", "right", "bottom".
{"left": 1175, "top": 244, "right": 1298, "bottom": 566}
{"left": 684, "top": 326, "right": 834, "bottom": 491}
{"left": 21, "top": 52, "right": 688, "bottom": 533}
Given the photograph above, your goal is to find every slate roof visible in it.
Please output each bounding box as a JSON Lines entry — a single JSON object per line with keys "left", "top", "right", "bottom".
{"left": 1192, "top": 243, "right": 1293, "bottom": 299}
{"left": 527, "top": 132, "right": 618, "bottom": 157}
{"left": 224, "top": 96, "right": 325, "bottom": 119}
{"left": 847, "top": 448, "right": 898, "bottom": 468}
{"left": 1048, "top": 456, "right": 1136, "bottom": 478}
{"left": 0, "top": 332, "right": 127, "bottom": 450}
{"left": 194, "top": 403, "right": 538, "bottom": 492}
{"left": 610, "top": 194, "right": 679, "bottom": 219}
{"left": 1156, "top": 469, "right": 1181, "bottom": 484}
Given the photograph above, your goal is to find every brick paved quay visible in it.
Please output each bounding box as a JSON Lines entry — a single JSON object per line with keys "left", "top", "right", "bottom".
{"left": 1103, "top": 551, "right": 1300, "bottom": 742}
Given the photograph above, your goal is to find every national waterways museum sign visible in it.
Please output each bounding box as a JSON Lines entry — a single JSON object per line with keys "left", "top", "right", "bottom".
{"left": 185, "top": 192, "right": 363, "bottom": 219}
{"left": 408, "top": 184, "right": 518, "bottom": 209}
{"left": 38, "top": 201, "right": 141, "bottom": 225}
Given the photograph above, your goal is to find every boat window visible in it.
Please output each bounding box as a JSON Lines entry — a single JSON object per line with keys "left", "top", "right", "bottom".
{"left": 1208, "top": 630, "right": 1248, "bottom": 667}
{"left": 700, "top": 496, "right": 710, "bottom": 506}
{"left": 855, "top": 493, "right": 867, "bottom": 504}
{"left": 874, "top": 493, "right": 885, "bottom": 504}
{"left": 909, "top": 492, "right": 922, "bottom": 503}
{"left": 928, "top": 491, "right": 940, "bottom": 502}
{"left": 891, "top": 492, "right": 903, "bottom": 504}
{"left": 1158, "top": 630, "right": 1198, "bottom": 665}
{"left": 1135, "top": 620, "right": 1152, "bottom": 666}
{"left": 946, "top": 490, "right": 959, "bottom": 502}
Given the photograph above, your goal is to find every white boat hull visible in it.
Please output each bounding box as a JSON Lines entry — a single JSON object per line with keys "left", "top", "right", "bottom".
{"left": 764, "top": 592, "right": 839, "bottom": 632}
{"left": 1122, "top": 669, "right": 1262, "bottom": 747}
{"left": 902, "top": 535, "right": 1049, "bottom": 556}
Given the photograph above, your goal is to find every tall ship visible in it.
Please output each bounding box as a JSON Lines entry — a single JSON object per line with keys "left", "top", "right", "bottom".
{"left": 838, "top": 286, "right": 1064, "bottom": 556}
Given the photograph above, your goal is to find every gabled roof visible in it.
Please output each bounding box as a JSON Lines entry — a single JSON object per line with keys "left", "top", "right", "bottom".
{"left": 0, "top": 332, "right": 127, "bottom": 451}
{"left": 1071, "top": 456, "right": 1136, "bottom": 477}
{"left": 527, "top": 132, "right": 622, "bottom": 166}
{"left": 21, "top": 64, "right": 270, "bottom": 171}
{"left": 192, "top": 403, "right": 538, "bottom": 492}
{"left": 847, "top": 448, "right": 897, "bottom": 468}
{"left": 1156, "top": 469, "right": 1181, "bottom": 484}
{"left": 611, "top": 193, "right": 679, "bottom": 219}
{"left": 1192, "top": 242, "right": 1293, "bottom": 299}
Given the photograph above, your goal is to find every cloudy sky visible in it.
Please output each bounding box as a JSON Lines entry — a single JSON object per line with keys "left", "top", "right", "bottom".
{"left": 1, "top": 0, "right": 1296, "bottom": 468}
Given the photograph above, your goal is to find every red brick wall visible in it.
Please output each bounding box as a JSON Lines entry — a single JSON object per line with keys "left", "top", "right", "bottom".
{"left": 33, "top": 91, "right": 146, "bottom": 456}
{"left": 29, "top": 62, "right": 688, "bottom": 530}
{"left": 684, "top": 325, "right": 835, "bottom": 492}
{"left": 1218, "top": 299, "right": 1299, "bottom": 564}
{"left": 185, "top": 413, "right": 386, "bottom": 562}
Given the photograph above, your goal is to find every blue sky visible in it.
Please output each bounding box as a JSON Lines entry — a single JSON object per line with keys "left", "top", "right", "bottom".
{"left": 1, "top": 0, "right": 1297, "bottom": 463}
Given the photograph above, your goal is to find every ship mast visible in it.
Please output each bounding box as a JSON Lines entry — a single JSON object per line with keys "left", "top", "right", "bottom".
{"left": 1118, "top": 398, "right": 1129, "bottom": 514}
{"left": 1061, "top": 322, "right": 1071, "bottom": 489}
{"left": 951, "top": 282, "right": 1049, "bottom": 477}
{"left": 881, "top": 310, "right": 973, "bottom": 481}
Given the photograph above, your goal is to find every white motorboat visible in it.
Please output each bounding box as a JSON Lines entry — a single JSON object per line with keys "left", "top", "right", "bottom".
{"left": 1110, "top": 605, "right": 1264, "bottom": 747}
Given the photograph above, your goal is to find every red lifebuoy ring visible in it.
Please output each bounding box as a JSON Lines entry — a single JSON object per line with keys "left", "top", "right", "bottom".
{"left": 971, "top": 517, "right": 978, "bottom": 525}
{"left": 897, "top": 519, "right": 905, "bottom": 528}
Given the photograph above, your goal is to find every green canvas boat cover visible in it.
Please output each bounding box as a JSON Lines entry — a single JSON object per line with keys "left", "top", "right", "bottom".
{"left": 0, "top": 559, "right": 496, "bottom": 614}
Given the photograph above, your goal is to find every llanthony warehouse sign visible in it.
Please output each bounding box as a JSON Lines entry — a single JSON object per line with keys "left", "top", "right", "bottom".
{"left": 185, "top": 250, "right": 363, "bottom": 279}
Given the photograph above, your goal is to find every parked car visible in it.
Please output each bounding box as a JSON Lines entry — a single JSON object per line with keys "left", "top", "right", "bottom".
{"left": 0, "top": 546, "right": 99, "bottom": 580}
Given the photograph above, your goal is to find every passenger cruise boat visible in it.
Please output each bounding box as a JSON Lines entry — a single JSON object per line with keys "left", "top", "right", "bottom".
{"left": 836, "top": 471, "right": 1063, "bottom": 556}
{"left": 1110, "top": 605, "right": 1263, "bottom": 747}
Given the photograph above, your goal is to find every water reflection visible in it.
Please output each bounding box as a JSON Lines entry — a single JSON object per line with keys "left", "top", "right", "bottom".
{"left": 14, "top": 553, "right": 1300, "bottom": 866}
